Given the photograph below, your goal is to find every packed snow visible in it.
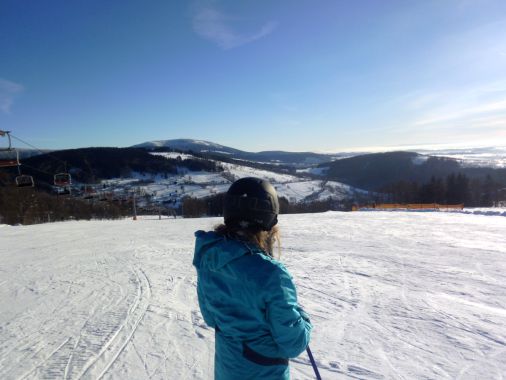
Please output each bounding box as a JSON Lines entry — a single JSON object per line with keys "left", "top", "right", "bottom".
{"left": 1, "top": 211, "right": 505, "bottom": 379}
{"left": 459, "top": 208, "right": 506, "bottom": 217}
{"left": 219, "top": 162, "right": 299, "bottom": 184}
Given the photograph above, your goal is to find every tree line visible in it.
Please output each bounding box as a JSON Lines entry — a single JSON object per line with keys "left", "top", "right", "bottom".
{"left": 181, "top": 194, "right": 353, "bottom": 218}
{"left": 20, "top": 147, "right": 223, "bottom": 186}
{"left": 0, "top": 187, "right": 131, "bottom": 225}
{"left": 380, "top": 173, "right": 505, "bottom": 207}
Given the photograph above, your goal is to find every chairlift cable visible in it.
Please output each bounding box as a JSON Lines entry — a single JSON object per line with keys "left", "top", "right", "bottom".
{"left": 9, "top": 133, "right": 69, "bottom": 168}
{"left": 1, "top": 132, "right": 34, "bottom": 187}
{"left": 8, "top": 133, "right": 77, "bottom": 187}
{"left": 6, "top": 132, "right": 116, "bottom": 193}
{"left": 18, "top": 162, "right": 59, "bottom": 177}
{"left": 9, "top": 133, "right": 102, "bottom": 185}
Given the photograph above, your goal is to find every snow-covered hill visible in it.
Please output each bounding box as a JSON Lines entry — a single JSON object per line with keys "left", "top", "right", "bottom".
{"left": 132, "top": 139, "right": 240, "bottom": 156}
{"left": 133, "top": 139, "right": 506, "bottom": 168}
{"left": 1, "top": 211, "right": 505, "bottom": 379}
{"left": 100, "top": 152, "right": 364, "bottom": 209}
{"left": 131, "top": 139, "right": 339, "bottom": 166}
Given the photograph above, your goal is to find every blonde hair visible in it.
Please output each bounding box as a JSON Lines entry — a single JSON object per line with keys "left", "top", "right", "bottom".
{"left": 214, "top": 224, "right": 281, "bottom": 259}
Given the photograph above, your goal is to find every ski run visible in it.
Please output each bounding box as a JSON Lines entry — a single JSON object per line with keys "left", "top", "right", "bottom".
{"left": 1, "top": 211, "right": 506, "bottom": 379}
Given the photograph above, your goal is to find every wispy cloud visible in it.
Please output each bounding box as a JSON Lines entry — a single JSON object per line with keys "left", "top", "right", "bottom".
{"left": 414, "top": 99, "right": 506, "bottom": 126}
{"left": 192, "top": 7, "right": 277, "bottom": 50}
{"left": 395, "top": 80, "right": 506, "bottom": 130}
{"left": 366, "top": 80, "right": 506, "bottom": 148}
{"left": 0, "top": 78, "right": 24, "bottom": 114}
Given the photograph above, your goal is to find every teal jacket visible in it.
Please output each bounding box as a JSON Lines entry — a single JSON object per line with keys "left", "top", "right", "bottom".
{"left": 193, "top": 230, "right": 312, "bottom": 380}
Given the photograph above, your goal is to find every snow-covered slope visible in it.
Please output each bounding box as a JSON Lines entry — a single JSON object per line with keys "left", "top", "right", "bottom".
{"left": 1, "top": 212, "right": 505, "bottom": 379}
{"left": 100, "top": 152, "right": 364, "bottom": 208}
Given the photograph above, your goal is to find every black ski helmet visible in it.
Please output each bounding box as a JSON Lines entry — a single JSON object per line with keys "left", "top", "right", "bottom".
{"left": 224, "top": 177, "right": 279, "bottom": 231}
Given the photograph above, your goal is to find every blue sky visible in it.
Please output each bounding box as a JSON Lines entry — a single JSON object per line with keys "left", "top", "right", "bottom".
{"left": 1, "top": 0, "right": 506, "bottom": 152}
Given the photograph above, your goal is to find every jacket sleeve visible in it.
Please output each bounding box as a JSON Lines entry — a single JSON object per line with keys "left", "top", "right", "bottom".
{"left": 196, "top": 271, "right": 217, "bottom": 328}
{"left": 264, "top": 265, "right": 312, "bottom": 358}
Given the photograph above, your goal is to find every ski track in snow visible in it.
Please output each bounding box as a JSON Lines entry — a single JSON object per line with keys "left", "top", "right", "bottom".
{"left": 1, "top": 212, "right": 506, "bottom": 379}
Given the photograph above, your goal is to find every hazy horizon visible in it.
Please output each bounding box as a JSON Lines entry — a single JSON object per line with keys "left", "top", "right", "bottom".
{"left": 5, "top": 135, "right": 506, "bottom": 157}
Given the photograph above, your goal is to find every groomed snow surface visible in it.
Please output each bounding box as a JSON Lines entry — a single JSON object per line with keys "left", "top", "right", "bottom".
{"left": 1, "top": 212, "right": 505, "bottom": 379}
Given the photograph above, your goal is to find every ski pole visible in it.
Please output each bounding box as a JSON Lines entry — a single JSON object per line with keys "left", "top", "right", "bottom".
{"left": 306, "top": 346, "right": 322, "bottom": 380}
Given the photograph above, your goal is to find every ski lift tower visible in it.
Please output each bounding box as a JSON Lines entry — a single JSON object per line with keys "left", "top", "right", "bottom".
{"left": 133, "top": 191, "right": 137, "bottom": 220}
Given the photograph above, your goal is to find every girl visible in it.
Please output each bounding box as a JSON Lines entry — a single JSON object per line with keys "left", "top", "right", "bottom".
{"left": 193, "top": 177, "right": 312, "bottom": 379}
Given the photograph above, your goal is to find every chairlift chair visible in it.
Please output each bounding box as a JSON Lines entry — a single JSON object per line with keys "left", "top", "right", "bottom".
{"left": 15, "top": 158, "right": 35, "bottom": 188}
{"left": 0, "top": 132, "right": 17, "bottom": 167}
{"left": 54, "top": 172, "right": 72, "bottom": 187}
{"left": 0, "top": 146, "right": 35, "bottom": 187}
{"left": 0, "top": 159, "right": 19, "bottom": 168}
{"left": 15, "top": 174, "right": 34, "bottom": 188}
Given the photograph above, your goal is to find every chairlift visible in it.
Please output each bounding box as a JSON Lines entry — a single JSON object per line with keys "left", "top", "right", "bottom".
{"left": 15, "top": 174, "right": 35, "bottom": 188}
{"left": 0, "top": 147, "right": 19, "bottom": 167}
{"left": 15, "top": 160, "right": 35, "bottom": 188}
{"left": 0, "top": 146, "right": 35, "bottom": 187}
{"left": 54, "top": 172, "right": 72, "bottom": 187}
{"left": 0, "top": 131, "right": 17, "bottom": 167}
{"left": 16, "top": 163, "right": 35, "bottom": 188}
{"left": 0, "top": 130, "right": 12, "bottom": 151}
{"left": 0, "top": 158, "right": 19, "bottom": 168}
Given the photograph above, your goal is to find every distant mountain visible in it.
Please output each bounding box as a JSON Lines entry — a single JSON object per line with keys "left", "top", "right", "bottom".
{"left": 321, "top": 151, "right": 506, "bottom": 191}
{"left": 131, "top": 139, "right": 341, "bottom": 166}
{"left": 133, "top": 139, "right": 243, "bottom": 155}
{"left": 133, "top": 139, "right": 506, "bottom": 169}
{"left": 413, "top": 146, "right": 506, "bottom": 168}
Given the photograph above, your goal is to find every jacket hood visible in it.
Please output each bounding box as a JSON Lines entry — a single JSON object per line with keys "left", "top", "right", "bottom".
{"left": 193, "top": 230, "right": 254, "bottom": 271}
